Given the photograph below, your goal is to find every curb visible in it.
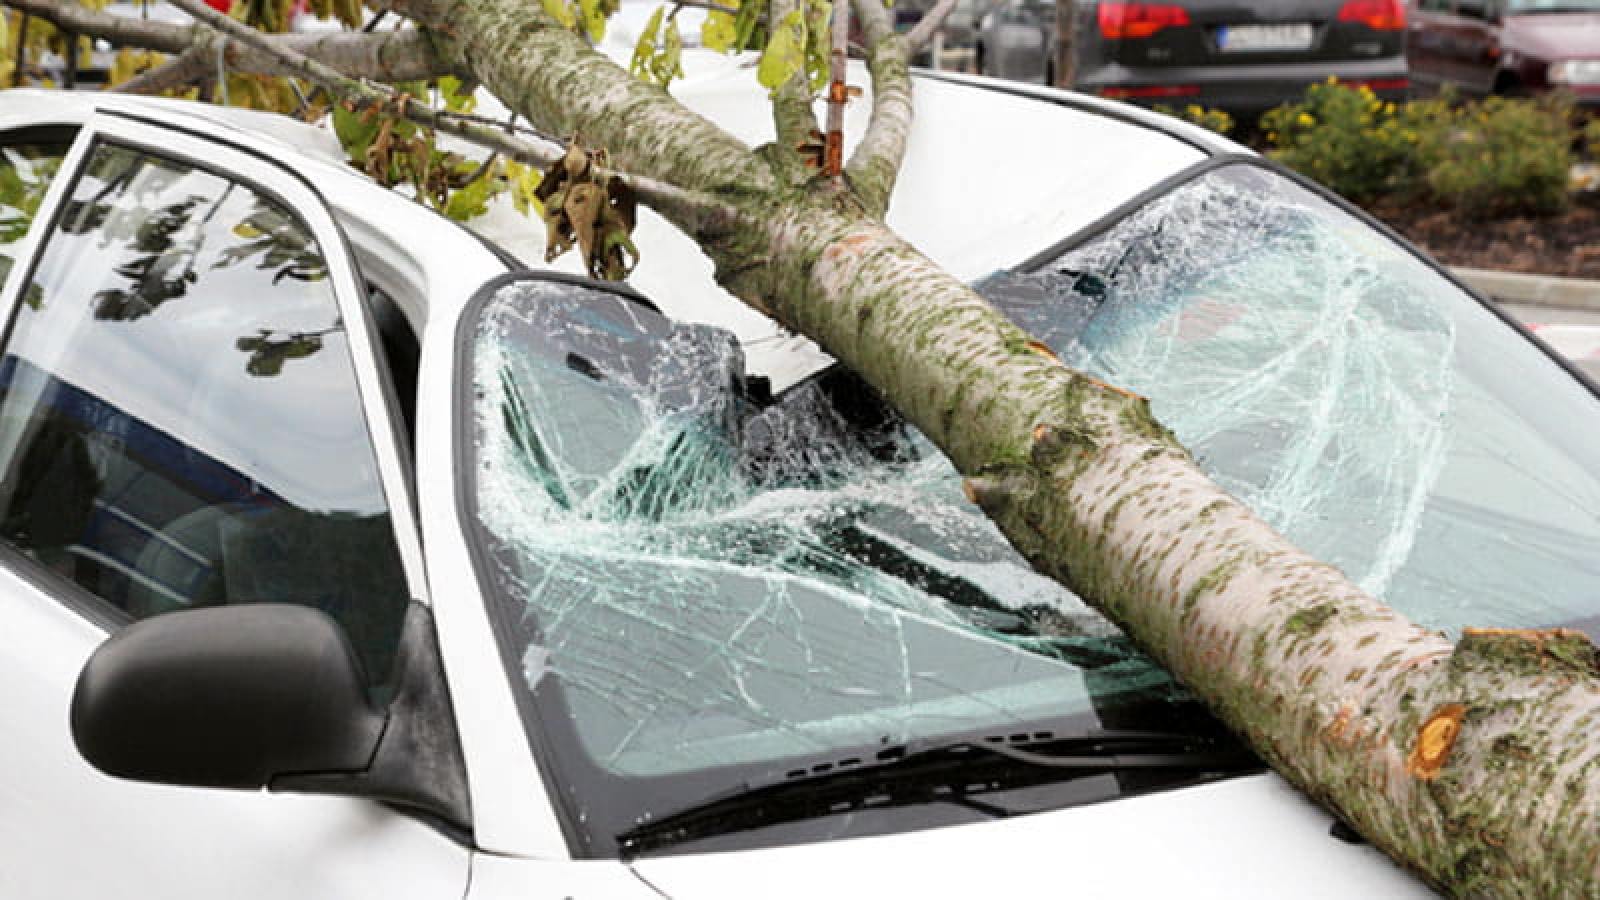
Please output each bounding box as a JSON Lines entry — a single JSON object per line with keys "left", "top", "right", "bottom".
{"left": 1451, "top": 266, "right": 1600, "bottom": 312}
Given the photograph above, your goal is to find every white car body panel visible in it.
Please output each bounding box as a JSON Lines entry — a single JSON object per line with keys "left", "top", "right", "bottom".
{"left": 628, "top": 775, "right": 1434, "bottom": 899}
{"left": 0, "top": 76, "right": 1443, "bottom": 897}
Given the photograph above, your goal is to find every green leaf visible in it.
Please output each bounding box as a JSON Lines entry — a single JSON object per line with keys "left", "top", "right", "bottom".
{"left": 438, "top": 76, "right": 477, "bottom": 114}
{"left": 757, "top": 9, "right": 806, "bottom": 93}
{"left": 629, "top": 7, "right": 665, "bottom": 79}
{"left": 505, "top": 160, "right": 544, "bottom": 217}
{"left": 734, "top": 0, "right": 767, "bottom": 51}
{"left": 542, "top": 0, "right": 578, "bottom": 29}
{"left": 702, "top": 1, "right": 737, "bottom": 51}
{"left": 658, "top": 16, "right": 684, "bottom": 84}
{"left": 332, "top": 104, "right": 381, "bottom": 162}
{"left": 579, "top": 0, "right": 609, "bottom": 43}
{"left": 444, "top": 171, "right": 498, "bottom": 222}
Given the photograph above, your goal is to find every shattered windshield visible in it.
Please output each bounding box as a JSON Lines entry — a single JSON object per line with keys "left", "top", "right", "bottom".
{"left": 461, "top": 161, "right": 1600, "bottom": 857}
{"left": 462, "top": 278, "right": 1214, "bottom": 856}
{"left": 983, "top": 162, "right": 1600, "bottom": 634}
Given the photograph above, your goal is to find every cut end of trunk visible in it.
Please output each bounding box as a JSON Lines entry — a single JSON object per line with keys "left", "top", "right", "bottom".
{"left": 1406, "top": 703, "right": 1466, "bottom": 781}
{"left": 1456, "top": 626, "right": 1600, "bottom": 678}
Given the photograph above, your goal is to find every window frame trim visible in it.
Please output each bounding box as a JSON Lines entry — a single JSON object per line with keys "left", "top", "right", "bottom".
{"left": 0, "top": 114, "right": 431, "bottom": 628}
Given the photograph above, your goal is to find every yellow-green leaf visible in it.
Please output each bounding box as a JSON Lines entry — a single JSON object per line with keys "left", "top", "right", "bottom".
{"left": 702, "top": 1, "right": 737, "bottom": 51}
{"left": 658, "top": 16, "right": 684, "bottom": 84}
{"left": 542, "top": 0, "right": 578, "bottom": 30}
{"left": 757, "top": 9, "right": 806, "bottom": 93}
{"left": 505, "top": 160, "right": 544, "bottom": 217}
{"left": 579, "top": 0, "right": 608, "bottom": 42}
{"left": 629, "top": 6, "right": 665, "bottom": 78}
{"left": 734, "top": 0, "right": 766, "bottom": 50}
{"left": 438, "top": 76, "right": 477, "bottom": 114}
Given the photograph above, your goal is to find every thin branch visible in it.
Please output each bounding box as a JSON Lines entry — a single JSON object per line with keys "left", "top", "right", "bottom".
{"left": 114, "top": 47, "right": 208, "bottom": 94}
{"left": 852, "top": 0, "right": 895, "bottom": 53}
{"left": 768, "top": 0, "right": 823, "bottom": 175}
{"left": 153, "top": 0, "right": 722, "bottom": 233}
{"left": 0, "top": 0, "right": 462, "bottom": 83}
{"left": 823, "top": 0, "right": 849, "bottom": 175}
{"left": 904, "top": 0, "right": 958, "bottom": 51}
{"left": 843, "top": 0, "right": 915, "bottom": 217}
{"left": 12, "top": 14, "right": 28, "bottom": 88}
{"left": 672, "top": 0, "right": 740, "bottom": 16}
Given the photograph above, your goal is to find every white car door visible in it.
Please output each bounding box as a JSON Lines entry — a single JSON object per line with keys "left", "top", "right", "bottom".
{"left": 0, "top": 113, "right": 468, "bottom": 900}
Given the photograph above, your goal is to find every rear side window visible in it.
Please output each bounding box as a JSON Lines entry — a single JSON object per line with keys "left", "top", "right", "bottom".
{"left": 0, "top": 134, "right": 71, "bottom": 290}
{"left": 0, "top": 143, "right": 409, "bottom": 685}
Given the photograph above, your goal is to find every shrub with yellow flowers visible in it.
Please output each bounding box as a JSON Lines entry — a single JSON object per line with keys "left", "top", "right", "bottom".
{"left": 1262, "top": 79, "right": 1574, "bottom": 218}
{"left": 1260, "top": 78, "right": 1444, "bottom": 204}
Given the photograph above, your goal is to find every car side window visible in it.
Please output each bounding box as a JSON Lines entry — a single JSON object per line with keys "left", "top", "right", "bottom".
{"left": 0, "top": 143, "right": 410, "bottom": 686}
{"left": 0, "top": 133, "right": 72, "bottom": 290}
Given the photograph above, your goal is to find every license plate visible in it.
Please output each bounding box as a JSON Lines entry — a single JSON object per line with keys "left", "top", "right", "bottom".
{"left": 1216, "top": 24, "right": 1314, "bottom": 51}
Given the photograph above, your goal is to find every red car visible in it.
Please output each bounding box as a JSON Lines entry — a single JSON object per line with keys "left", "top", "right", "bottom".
{"left": 1409, "top": 0, "right": 1600, "bottom": 101}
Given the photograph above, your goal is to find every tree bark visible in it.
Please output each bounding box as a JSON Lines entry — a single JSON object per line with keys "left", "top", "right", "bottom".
{"left": 1053, "top": 0, "right": 1077, "bottom": 88}
{"left": 14, "top": 0, "right": 1600, "bottom": 894}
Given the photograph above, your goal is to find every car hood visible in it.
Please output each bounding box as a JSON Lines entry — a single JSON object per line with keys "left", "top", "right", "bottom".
{"left": 1506, "top": 12, "right": 1600, "bottom": 59}
{"left": 626, "top": 774, "right": 1437, "bottom": 899}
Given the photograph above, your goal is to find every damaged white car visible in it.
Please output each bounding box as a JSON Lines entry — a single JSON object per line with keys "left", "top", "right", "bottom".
{"left": 1, "top": 61, "right": 1593, "bottom": 899}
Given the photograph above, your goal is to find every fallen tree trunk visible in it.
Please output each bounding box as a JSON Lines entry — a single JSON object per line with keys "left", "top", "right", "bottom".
{"left": 19, "top": 0, "right": 1600, "bottom": 892}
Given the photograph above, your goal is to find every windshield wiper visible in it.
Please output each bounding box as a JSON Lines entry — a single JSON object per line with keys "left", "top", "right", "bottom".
{"left": 616, "top": 729, "right": 1261, "bottom": 856}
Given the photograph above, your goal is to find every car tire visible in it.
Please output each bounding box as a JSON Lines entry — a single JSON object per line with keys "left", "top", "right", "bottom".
{"left": 1492, "top": 72, "right": 1526, "bottom": 97}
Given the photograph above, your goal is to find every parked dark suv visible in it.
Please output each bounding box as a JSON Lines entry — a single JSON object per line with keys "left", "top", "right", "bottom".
{"left": 975, "top": 0, "right": 1410, "bottom": 113}
{"left": 1409, "top": 0, "right": 1600, "bottom": 103}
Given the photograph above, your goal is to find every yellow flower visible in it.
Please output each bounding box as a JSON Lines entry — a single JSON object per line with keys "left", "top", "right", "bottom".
{"left": 1298, "top": 112, "right": 1316, "bottom": 127}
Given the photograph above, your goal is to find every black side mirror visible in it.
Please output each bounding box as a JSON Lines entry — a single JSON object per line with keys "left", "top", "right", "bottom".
{"left": 71, "top": 604, "right": 384, "bottom": 790}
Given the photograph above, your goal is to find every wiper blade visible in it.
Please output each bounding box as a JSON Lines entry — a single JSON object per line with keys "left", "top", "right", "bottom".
{"left": 616, "top": 729, "right": 1260, "bottom": 856}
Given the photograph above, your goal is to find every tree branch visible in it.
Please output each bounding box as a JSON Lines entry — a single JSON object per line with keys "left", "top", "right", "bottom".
{"left": 149, "top": 0, "right": 728, "bottom": 244}
{"left": 0, "top": 0, "right": 464, "bottom": 84}
{"left": 843, "top": 0, "right": 913, "bottom": 217}
{"left": 114, "top": 48, "right": 207, "bottom": 95}
{"left": 822, "top": 0, "right": 849, "bottom": 175}
{"left": 387, "top": 0, "right": 775, "bottom": 196}
{"left": 768, "top": 0, "right": 824, "bottom": 178}
{"left": 904, "top": 0, "right": 959, "bottom": 51}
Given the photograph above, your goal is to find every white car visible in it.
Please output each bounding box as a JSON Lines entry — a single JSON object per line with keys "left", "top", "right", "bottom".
{"left": 4, "top": 59, "right": 1595, "bottom": 899}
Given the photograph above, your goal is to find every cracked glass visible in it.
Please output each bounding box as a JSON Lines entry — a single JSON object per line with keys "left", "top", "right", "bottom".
{"left": 463, "top": 279, "right": 1211, "bottom": 856}
{"left": 984, "top": 162, "right": 1600, "bottom": 635}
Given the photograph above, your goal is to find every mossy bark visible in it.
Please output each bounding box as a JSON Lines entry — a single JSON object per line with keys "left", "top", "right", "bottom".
{"left": 366, "top": 1, "right": 1600, "bottom": 892}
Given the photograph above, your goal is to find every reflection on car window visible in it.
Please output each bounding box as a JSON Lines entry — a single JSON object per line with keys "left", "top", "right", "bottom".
{"left": 982, "top": 163, "right": 1600, "bottom": 635}
{"left": 0, "top": 136, "right": 71, "bottom": 296}
{"left": 466, "top": 279, "right": 1212, "bottom": 855}
{"left": 0, "top": 143, "right": 409, "bottom": 685}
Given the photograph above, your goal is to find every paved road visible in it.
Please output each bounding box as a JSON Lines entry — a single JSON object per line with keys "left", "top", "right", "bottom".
{"left": 1502, "top": 302, "right": 1600, "bottom": 327}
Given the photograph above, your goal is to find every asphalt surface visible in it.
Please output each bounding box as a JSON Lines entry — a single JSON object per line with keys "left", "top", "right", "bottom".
{"left": 1503, "top": 302, "right": 1600, "bottom": 327}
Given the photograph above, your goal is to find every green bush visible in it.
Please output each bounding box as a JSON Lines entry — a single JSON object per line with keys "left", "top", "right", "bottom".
{"left": 1421, "top": 94, "right": 1572, "bottom": 218}
{"left": 1261, "top": 80, "right": 1573, "bottom": 218}
{"left": 1260, "top": 78, "right": 1436, "bottom": 203}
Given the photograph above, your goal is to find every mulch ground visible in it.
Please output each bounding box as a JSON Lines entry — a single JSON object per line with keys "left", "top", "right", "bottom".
{"left": 1365, "top": 195, "right": 1600, "bottom": 280}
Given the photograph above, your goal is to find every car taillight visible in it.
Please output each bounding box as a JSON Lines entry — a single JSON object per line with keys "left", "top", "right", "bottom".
{"left": 1099, "top": 84, "right": 1200, "bottom": 98}
{"left": 1337, "top": 0, "right": 1404, "bottom": 30}
{"left": 1098, "top": 3, "right": 1192, "bottom": 40}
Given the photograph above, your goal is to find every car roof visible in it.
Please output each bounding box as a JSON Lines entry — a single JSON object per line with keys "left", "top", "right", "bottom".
{"left": 0, "top": 64, "right": 1240, "bottom": 389}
